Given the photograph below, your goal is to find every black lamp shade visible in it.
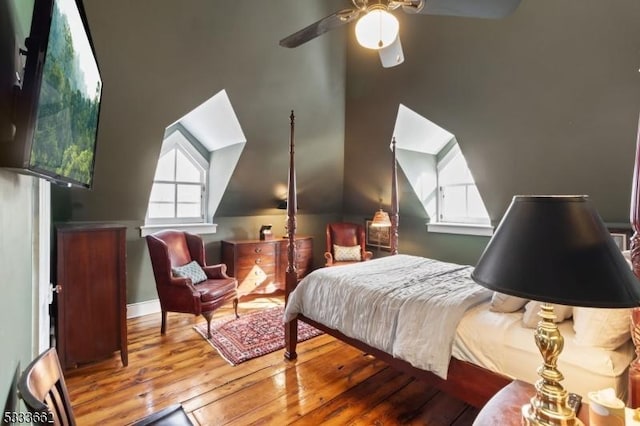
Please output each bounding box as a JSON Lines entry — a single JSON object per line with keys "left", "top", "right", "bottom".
{"left": 471, "top": 195, "right": 640, "bottom": 308}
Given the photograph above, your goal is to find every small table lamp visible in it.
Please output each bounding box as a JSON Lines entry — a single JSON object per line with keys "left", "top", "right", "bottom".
{"left": 471, "top": 195, "right": 640, "bottom": 426}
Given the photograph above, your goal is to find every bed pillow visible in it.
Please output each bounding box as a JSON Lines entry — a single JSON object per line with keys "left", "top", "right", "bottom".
{"left": 172, "top": 260, "right": 207, "bottom": 284}
{"left": 522, "top": 301, "right": 573, "bottom": 328}
{"left": 489, "top": 292, "right": 528, "bottom": 313}
{"left": 573, "top": 307, "right": 632, "bottom": 350}
{"left": 333, "top": 244, "right": 361, "bottom": 262}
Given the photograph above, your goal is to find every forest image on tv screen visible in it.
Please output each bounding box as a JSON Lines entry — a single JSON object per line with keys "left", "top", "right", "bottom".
{"left": 29, "top": 0, "right": 101, "bottom": 187}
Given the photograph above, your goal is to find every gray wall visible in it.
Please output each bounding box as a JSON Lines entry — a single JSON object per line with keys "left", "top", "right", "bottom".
{"left": 344, "top": 0, "right": 640, "bottom": 264}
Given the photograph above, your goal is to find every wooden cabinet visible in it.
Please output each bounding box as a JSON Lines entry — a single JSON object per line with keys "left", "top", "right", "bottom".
{"left": 221, "top": 237, "right": 313, "bottom": 298}
{"left": 55, "top": 224, "right": 127, "bottom": 369}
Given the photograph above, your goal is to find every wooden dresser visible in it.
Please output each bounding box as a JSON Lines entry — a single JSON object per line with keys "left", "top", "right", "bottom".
{"left": 55, "top": 224, "right": 127, "bottom": 369}
{"left": 221, "top": 237, "right": 313, "bottom": 297}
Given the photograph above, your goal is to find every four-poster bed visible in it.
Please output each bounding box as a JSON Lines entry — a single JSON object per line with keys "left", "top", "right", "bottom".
{"left": 282, "top": 111, "right": 640, "bottom": 408}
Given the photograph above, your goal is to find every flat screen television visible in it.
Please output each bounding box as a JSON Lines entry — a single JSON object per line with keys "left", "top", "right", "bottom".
{"left": 1, "top": 0, "right": 101, "bottom": 188}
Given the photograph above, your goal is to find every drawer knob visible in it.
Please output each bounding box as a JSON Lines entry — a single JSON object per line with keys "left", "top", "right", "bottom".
{"left": 254, "top": 247, "right": 262, "bottom": 253}
{"left": 255, "top": 258, "right": 262, "bottom": 264}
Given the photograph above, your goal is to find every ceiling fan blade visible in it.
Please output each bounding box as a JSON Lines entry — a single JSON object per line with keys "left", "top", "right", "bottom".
{"left": 420, "top": 0, "right": 522, "bottom": 19}
{"left": 378, "top": 36, "right": 404, "bottom": 68}
{"left": 279, "top": 8, "right": 360, "bottom": 48}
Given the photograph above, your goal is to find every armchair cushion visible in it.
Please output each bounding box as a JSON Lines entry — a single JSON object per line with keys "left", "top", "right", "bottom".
{"left": 172, "top": 260, "right": 207, "bottom": 284}
{"left": 197, "top": 278, "right": 238, "bottom": 303}
{"left": 333, "top": 244, "right": 362, "bottom": 262}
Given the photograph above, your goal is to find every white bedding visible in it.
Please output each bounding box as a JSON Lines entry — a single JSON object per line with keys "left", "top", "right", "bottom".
{"left": 453, "top": 301, "right": 635, "bottom": 398}
{"left": 284, "top": 254, "right": 635, "bottom": 398}
{"left": 284, "top": 254, "right": 491, "bottom": 379}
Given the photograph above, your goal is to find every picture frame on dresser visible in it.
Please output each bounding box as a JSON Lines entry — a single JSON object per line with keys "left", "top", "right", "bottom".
{"left": 608, "top": 227, "right": 632, "bottom": 251}
{"left": 365, "top": 220, "right": 391, "bottom": 250}
{"left": 610, "top": 233, "right": 628, "bottom": 251}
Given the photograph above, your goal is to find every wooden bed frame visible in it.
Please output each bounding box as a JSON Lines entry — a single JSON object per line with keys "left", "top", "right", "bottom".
{"left": 282, "top": 111, "right": 640, "bottom": 408}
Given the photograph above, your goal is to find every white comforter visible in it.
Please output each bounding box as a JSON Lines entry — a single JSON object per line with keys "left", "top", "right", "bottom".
{"left": 284, "top": 254, "right": 491, "bottom": 379}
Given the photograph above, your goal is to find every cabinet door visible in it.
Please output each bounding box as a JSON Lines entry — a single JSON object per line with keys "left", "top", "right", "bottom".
{"left": 57, "top": 228, "right": 125, "bottom": 369}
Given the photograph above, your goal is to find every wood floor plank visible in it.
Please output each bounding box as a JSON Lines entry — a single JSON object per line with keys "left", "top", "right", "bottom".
{"left": 408, "top": 392, "right": 475, "bottom": 425}
{"left": 346, "top": 377, "right": 439, "bottom": 425}
{"left": 210, "top": 355, "right": 388, "bottom": 425}
{"left": 190, "top": 345, "right": 382, "bottom": 424}
{"left": 181, "top": 335, "right": 342, "bottom": 413}
{"left": 288, "top": 367, "right": 411, "bottom": 425}
{"left": 64, "top": 296, "right": 482, "bottom": 426}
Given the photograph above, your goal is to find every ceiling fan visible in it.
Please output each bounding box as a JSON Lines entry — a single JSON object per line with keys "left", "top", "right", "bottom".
{"left": 279, "top": 0, "right": 522, "bottom": 68}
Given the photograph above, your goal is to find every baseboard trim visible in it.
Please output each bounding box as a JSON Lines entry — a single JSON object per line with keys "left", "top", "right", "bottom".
{"left": 127, "top": 299, "right": 161, "bottom": 319}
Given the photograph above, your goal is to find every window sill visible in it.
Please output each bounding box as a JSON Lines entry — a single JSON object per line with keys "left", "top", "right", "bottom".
{"left": 427, "top": 222, "right": 494, "bottom": 237}
{"left": 139, "top": 223, "right": 218, "bottom": 237}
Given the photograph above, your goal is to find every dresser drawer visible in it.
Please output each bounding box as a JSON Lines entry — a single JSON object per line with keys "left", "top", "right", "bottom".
{"left": 237, "top": 270, "right": 277, "bottom": 294}
{"left": 236, "top": 242, "right": 276, "bottom": 257}
{"left": 296, "top": 238, "right": 313, "bottom": 250}
{"left": 237, "top": 255, "right": 275, "bottom": 269}
{"left": 296, "top": 247, "right": 312, "bottom": 260}
{"left": 282, "top": 239, "right": 312, "bottom": 251}
{"left": 236, "top": 263, "right": 276, "bottom": 278}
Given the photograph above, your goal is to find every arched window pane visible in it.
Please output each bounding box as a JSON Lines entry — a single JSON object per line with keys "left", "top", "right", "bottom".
{"left": 441, "top": 186, "right": 466, "bottom": 220}
{"left": 177, "top": 184, "right": 201, "bottom": 203}
{"left": 148, "top": 203, "right": 174, "bottom": 218}
{"left": 177, "top": 184, "right": 201, "bottom": 218}
{"left": 177, "top": 203, "right": 201, "bottom": 218}
{"left": 176, "top": 150, "right": 201, "bottom": 183}
{"left": 149, "top": 183, "right": 175, "bottom": 202}
{"left": 468, "top": 186, "right": 489, "bottom": 219}
{"left": 439, "top": 151, "right": 473, "bottom": 185}
{"left": 154, "top": 149, "right": 175, "bottom": 181}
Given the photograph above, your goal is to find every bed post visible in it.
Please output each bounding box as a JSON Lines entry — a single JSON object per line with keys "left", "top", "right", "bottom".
{"left": 390, "top": 137, "right": 399, "bottom": 255}
{"left": 628, "top": 114, "right": 640, "bottom": 408}
{"left": 284, "top": 110, "right": 298, "bottom": 361}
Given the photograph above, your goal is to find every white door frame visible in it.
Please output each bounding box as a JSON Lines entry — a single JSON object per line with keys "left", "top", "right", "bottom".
{"left": 33, "top": 178, "right": 51, "bottom": 354}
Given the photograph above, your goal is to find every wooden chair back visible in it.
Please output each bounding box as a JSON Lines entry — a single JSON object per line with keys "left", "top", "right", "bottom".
{"left": 18, "top": 348, "right": 194, "bottom": 425}
{"left": 18, "top": 348, "right": 75, "bottom": 426}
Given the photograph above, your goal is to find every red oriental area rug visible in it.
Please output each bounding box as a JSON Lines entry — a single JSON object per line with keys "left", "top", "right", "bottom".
{"left": 193, "top": 305, "right": 323, "bottom": 366}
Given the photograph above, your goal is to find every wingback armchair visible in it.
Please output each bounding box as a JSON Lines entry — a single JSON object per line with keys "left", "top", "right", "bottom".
{"left": 146, "top": 230, "right": 238, "bottom": 338}
{"left": 324, "top": 222, "right": 373, "bottom": 267}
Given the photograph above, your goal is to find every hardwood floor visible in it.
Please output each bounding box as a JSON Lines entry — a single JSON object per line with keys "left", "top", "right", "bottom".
{"left": 64, "top": 296, "right": 481, "bottom": 425}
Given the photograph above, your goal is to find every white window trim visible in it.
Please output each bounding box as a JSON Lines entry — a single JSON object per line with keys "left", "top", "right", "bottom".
{"left": 431, "top": 145, "right": 491, "bottom": 235}
{"left": 438, "top": 183, "right": 490, "bottom": 225}
{"left": 139, "top": 223, "right": 218, "bottom": 237}
{"left": 427, "top": 222, "right": 494, "bottom": 237}
{"left": 145, "top": 130, "right": 209, "bottom": 226}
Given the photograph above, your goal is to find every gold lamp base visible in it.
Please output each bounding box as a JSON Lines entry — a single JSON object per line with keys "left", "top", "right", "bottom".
{"left": 522, "top": 401, "right": 584, "bottom": 426}
{"left": 520, "top": 303, "right": 584, "bottom": 426}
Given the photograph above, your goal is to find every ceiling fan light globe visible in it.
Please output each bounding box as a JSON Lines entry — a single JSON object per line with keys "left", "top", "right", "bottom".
{"left": 355, "top": 9, "right": 399, "bottom": 50}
